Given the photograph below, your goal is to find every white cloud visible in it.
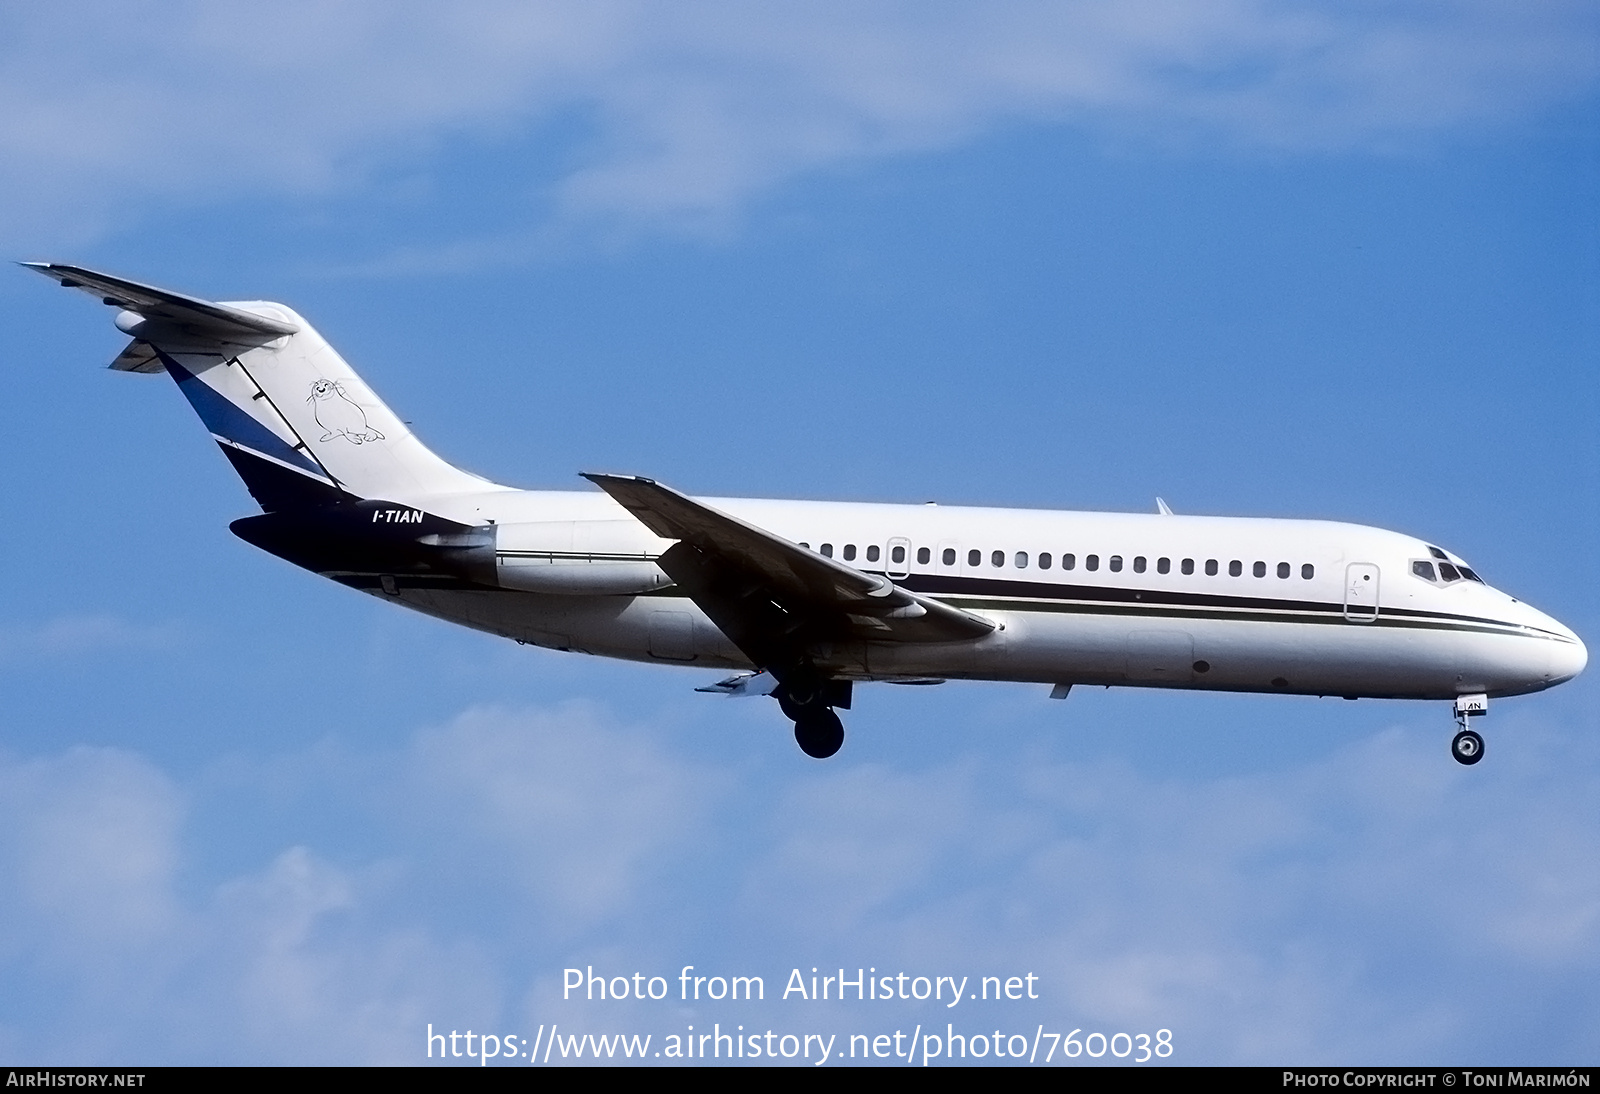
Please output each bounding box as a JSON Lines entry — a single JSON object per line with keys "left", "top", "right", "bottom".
{"left": 0, "top": 704, "right": 1593, "bottom": 1063}
{"left": 1, "top": 1, "right": 1593, "bottom": 245}
{"left": 0, "top": 745, "right": 498, "bottom": 1063}
{"left": 0, "top": 615, "right": 176, "bottom": 659}
{"left": 191, "top": 847, "right": 500, "bottom": 1064}
{"left": 403, "top": 703, "right": 726, "bottom": 924}
{"left": 724, "top": 721, "right": 1600, "bottom": 1061}
{"left": 0, "top": 746, "right": 181, "bottom": 953}
{"left": 0, "top": 704, "right": 723, "bottom": 1062}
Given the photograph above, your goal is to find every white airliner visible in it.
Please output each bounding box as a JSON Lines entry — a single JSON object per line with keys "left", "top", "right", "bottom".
{"left": 29, "top": 263, "right": 1586, "bottom": 762}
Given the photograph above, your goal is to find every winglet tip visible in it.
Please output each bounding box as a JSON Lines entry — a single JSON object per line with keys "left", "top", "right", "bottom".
{"left": 581, "top": 472, "right": 656, "bottom": 487}
{"left": 21, "top": 262, "right": 84, "bottom": 290}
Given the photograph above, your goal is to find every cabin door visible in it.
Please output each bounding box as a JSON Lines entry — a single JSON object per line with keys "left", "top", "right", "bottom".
{"left": 1343, "top": 563, "right": 1380, "bottom": 622}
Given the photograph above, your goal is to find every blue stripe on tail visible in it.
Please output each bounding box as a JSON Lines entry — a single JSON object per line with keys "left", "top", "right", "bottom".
{"left": 217, "top": 444, "right": 355, "bottom": 512}
{"left": 156, "top": 350, "right": 327, "bottom": 478}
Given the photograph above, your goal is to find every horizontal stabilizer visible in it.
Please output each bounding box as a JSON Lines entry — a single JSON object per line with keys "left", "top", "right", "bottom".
{"left": 108, "top": 339, "right": 163, "bottom": 373}
{"left": 23, "top": 263, "right": 299, "bottom": 341}
{"left": 31, "top": 262, "right": 505, "bottom": 506}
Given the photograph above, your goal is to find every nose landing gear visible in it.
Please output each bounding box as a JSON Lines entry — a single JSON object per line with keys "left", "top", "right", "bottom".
{"left": 1451, "top": 693, "right": 1488, "bottom": 766}
{"left": 1451, "top": 727, "right": 1484, "bottom": 765}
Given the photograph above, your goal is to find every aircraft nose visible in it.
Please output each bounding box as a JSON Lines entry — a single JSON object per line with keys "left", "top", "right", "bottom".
{"left": 1549, "top": 628, "right": 1588, "bottom": 685}
{"left": 1526, "top": 601, "right": 1588, "bottom": 686}
{"left": 1488, "top": 603, "right": 1586, "bottom": 695}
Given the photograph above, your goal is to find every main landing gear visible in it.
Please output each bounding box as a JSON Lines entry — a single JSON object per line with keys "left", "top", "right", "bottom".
{"left": 793, "top": 708, "right": 845, "bottom": 759}
{"left": 1451, "top": 693, "right": 1488, "bottom": 766}
{"left": 775, "top": 675, "right": 851, "bottom": 759}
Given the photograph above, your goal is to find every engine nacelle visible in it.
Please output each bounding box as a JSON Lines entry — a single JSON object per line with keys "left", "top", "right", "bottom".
{"left": 494, "top": 520, "right": 673, "bottom": 596}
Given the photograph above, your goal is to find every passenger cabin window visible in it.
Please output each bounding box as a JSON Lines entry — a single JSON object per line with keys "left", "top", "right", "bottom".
{"left": 1205, "top": 560, "right": 1218, "bottom": 576}
{"left": 1157, "top": 557, "right": 1170, "bottom": 574}
{"left": 1062, "top": 553, "right": 1076, "bottom": 570}
{"left": 1015, "top": 551, "right": 1028, "bottom": 568}
{"left": 1133, "top": 556, "right": 1147, "bottom": 573}
{"left": 1109, "top": 555, "right": 1123, "bottom": 572}
{"left": 891, "top": 545, "right": 906, "bottom": 564}
{"left": 968, "top": 549, "right": 981, "bottom": 567}
{"left": 867, "top": 545, "right": 881, "bottom": 562}
{"left": 1253, "top": 561, "right": 1266, "bottom": 578}
{"left": 942, "top": 548, "right": 956, "bottom": 566}
{"left": 821, "top": 544, "right": 834, "bottom": 558}
{"left": 917, "top": 547, "right": 931, "bottom": 565}
{"left": 843, "top": 544, "right": 856, "bottom": 561}
{"left": 1277, "top": 562, "right": 1290, "bottom": 579}
{"left": 991, "top": 550, "right": 1005, "bottom": 568}
{"left": 799, "top": 542, "right": 809, "bottom": 549}
{"left": 1086, "top": 554, "right": 1100, "bottom": 572}
{"left": 1182, "top": 558, "right": 1194, "bottom": 575}
{"left": 1228, "top": 560, "right": 1242, "bottom": 577}
{"left": 1302, "top": 564, "right": 1315, "bottom": 579}
{"left": 1039, "top": 552, "right": 1053, "bottom": 569}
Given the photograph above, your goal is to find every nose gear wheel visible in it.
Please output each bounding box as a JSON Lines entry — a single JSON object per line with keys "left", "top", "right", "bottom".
{"left": 1451, "top": 728, "right": 1484, "bottom": 765}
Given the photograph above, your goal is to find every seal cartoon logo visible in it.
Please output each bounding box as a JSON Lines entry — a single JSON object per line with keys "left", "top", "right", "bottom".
{"left": 307, "top": 379, "right": 385, "bottom": 444}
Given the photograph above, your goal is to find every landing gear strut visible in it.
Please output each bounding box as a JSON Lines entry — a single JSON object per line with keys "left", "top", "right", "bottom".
{"left": 774, "top": 674, "right": 851, "bottom": 759}
{"left": 1451, "top": 693, "right": 1487, "bottom": 766}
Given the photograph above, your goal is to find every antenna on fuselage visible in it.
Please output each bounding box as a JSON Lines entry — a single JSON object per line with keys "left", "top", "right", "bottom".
{"left": 1156, "top": 497, "right": 1174, "bottom": 515}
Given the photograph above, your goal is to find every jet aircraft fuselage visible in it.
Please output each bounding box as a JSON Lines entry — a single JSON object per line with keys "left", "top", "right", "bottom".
{"left": 29, "top": 263, "right": 1585, "bottom": 761}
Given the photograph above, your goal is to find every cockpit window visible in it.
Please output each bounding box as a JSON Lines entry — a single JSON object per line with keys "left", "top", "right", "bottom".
{"left": 1414, "top": 557, "right": 1475, "bottom": 584}
{"left": 1416, "top": 546, "right": 1485, "bottom": 585}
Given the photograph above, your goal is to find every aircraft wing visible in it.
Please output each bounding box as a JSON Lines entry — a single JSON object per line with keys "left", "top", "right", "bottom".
{"left": 23, "top": 262, "right": 299, "bottom": 341}
{"left": 582, "top": 474, "right": 995, "bottom": 655}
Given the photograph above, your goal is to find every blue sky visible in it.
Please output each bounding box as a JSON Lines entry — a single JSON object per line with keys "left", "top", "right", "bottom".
{"left": 0, "top": 2, "right": 1596, "bottom": 1065}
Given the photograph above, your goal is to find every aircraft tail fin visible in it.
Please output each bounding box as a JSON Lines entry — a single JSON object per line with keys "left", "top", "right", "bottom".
{"left": 28, "top": 263, "right": 506, "bottom": 511}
